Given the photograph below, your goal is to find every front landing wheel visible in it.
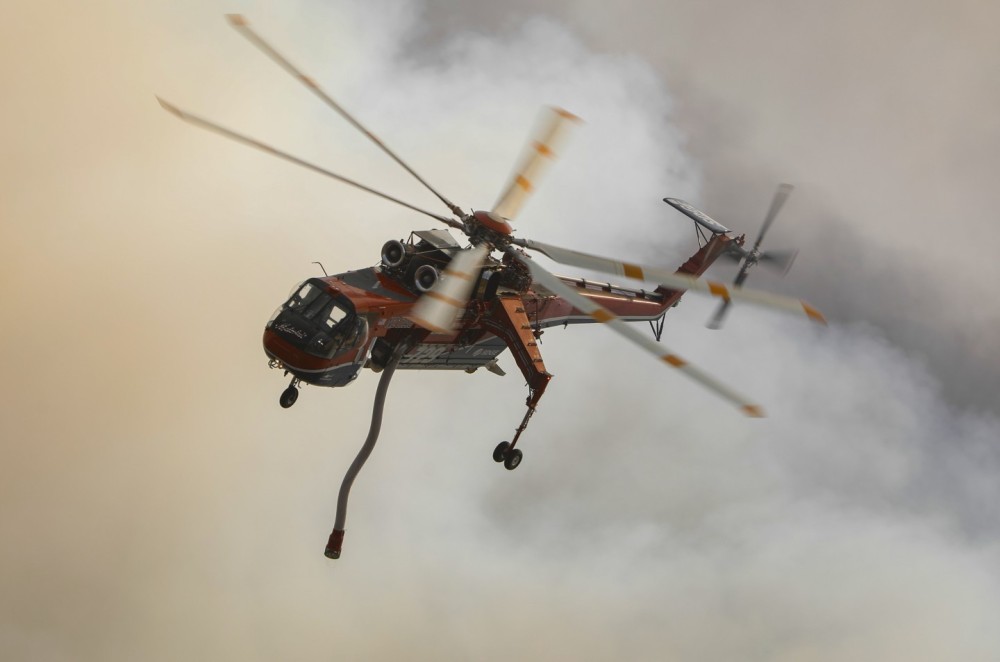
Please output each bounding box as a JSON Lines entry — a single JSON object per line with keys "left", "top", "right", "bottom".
{"left": 493, "top": 441, "right": 510, "bottom": 463}
{"left": 279, "top": 385, "right": 299, "bottom": 408}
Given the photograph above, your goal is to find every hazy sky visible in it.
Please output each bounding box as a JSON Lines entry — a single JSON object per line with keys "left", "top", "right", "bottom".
{"left": 3, "top": 1, "right": 999, "bottom": 660}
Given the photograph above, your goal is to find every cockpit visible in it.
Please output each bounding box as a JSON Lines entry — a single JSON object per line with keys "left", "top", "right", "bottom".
{"left": 267, "top": 279, "right": 368, "bottom": 359}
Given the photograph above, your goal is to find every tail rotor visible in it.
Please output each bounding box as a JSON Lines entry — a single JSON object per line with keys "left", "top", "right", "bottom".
{"left": 708, "top": 183, "right": 798, "bottom": 329}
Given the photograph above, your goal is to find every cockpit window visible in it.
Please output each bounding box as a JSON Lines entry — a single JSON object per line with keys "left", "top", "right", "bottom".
{"left": 269, "top": 279, "right": 366, "bottom": 359}
{"left": 325, "top": 305, "right": 347, "bottom": 329}
{"left": 285, "top": 282, "right": 350, "bottom": 330}
{"left": 287, "top": 282, "right": 322, "bottom": 312}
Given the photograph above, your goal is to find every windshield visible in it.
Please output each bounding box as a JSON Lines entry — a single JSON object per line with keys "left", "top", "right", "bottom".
{"left": 286, "top": 282, "right": 349, "bottom": 331}
{"left": 269, "top": 280, "right": 367, "bottom": 359}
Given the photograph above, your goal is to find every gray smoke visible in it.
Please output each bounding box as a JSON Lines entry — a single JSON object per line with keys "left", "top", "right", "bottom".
{"left": 420, "top": 0, "right": 1000, "bottom": 412}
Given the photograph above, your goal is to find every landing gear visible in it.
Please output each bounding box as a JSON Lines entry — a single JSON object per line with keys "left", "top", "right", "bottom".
{"left": 481, "top": 295, "right": 552, "bottom": 473}
{"left": 492, "top": 440, "right": 523, "bottom": 470}
{"left": 279, "top": 379, "right": 300, "bottom": 408}
{"left": 490, "top": 393, "right": 540, "bottom": 470}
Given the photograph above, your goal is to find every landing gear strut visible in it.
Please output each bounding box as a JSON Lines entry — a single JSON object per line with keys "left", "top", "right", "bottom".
{"left": 279, "top": 378, "right": 300, "bottom": 408}
{"left": 490, "top": 388, "right": 540, "bottom": 470}
{"left": 481, "top": 296, "right": 551, "bottom": 472}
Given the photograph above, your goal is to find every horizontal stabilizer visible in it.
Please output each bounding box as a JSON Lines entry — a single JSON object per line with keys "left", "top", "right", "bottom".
{"left": 663, "top": 198, "right": 730, "bottom": 234}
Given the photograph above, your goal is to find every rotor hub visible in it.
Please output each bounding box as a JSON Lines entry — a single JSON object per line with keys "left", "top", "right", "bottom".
{"left": 472, "top": 210, "right": 513, "bottom": 236}
{"left": 468, "top": 210, "right": 515, "bottom": 251}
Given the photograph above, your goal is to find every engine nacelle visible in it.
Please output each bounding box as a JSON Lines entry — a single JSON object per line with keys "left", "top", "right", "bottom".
{"left": 380, "top": 239, "right": 408, "bottom": 269}
{"left": 413, "top": 264, "right": 439, "bottom": 293}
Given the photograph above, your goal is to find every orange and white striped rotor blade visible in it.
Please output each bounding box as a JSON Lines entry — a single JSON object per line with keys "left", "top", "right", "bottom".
{"left": 510, "top": 249, "right": 765, "bottom": 417}
{"left": 225, "top": 14, "right": 463, "bottom": 218}
{"left": 410, "top": 244, "right": 490, "bottom": 334}
{"left": 492, "top": 107, "right": 581, "bottom": 222}
{"left": 514, "top": 238, "right": 826, "bottom": 326}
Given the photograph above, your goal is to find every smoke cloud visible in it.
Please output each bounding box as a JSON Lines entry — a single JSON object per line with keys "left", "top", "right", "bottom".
{"left": 421, "top": 0, "right": 1000, "bottom": 411}
{"left": 2, "top": 1, "right": 999, "bottom": 660}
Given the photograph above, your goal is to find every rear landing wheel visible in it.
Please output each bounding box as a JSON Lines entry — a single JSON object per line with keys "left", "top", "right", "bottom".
{"left": 493, "top": 441, "right": 510, "bottom": 463}
{"left": 279, "top": 385, "right": 299, "bottom": 408}
{"left": 503, "top": 448, "right": 523, "bottom": 471}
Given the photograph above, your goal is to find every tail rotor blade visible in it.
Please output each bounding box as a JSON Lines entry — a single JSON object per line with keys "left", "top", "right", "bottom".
{"left": 410, "top": 244, "right": 490, "bottom": 333}
{"left": 709, "top": 249, "right": 785, "bottom": 329}
{"left": 753, "top": 183, "right": 793, "bottom": 251}
{"left": 732, "top": 261, "right": 754, "bottom": 287}
{"left": 758, "top": 248, "right": 799, "bottom": 275}
{"left": 226, "top": 14, "right": 464, "bottom": 219}
{"left": 706, "top": 299, "right": 733, "bottom": 330}
{"left": 156, "top": 97, "right": 461, "bottom": 228}
{"left": 720, "top": 249, "right": 745, "bottom": 264}
{"left": 492, "top": 107, "right": 581, "bottom": 222}
{"left": 510, "top": 249, "right": 764, "bottom": 417}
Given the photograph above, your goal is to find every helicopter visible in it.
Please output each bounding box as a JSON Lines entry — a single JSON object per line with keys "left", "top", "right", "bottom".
{"left": 160, "top": 15, "right": 826, "bottom": 559}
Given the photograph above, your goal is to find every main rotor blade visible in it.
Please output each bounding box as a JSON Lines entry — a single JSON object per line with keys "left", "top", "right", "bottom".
{"left": 410, "top": 244, "right": 490, "bottom": 333}
{"left": 512, "top": 237, "right": 826, "bottom": 325}
{"left": 226, "top": 14, "right": 464, "bottom": 219}
{"left": 492, "top": 107, "right": 581, "bottom": 222}
{"left": 509, "top": 249, "right": 764, "bottom": 417}
{"left": 753, "top": 183, "right": 793, "bottom": 252}
{"left": 156, "top": 97, "right": 461, "bottom": 229}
